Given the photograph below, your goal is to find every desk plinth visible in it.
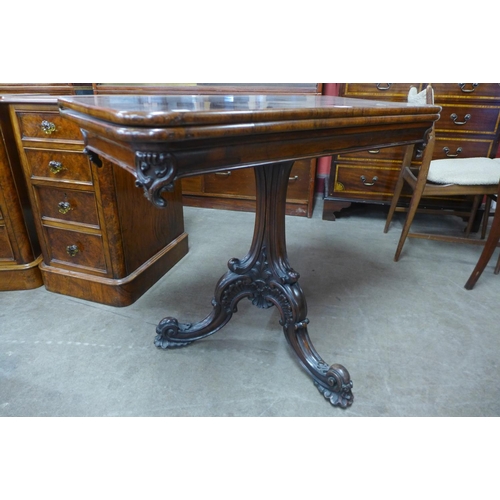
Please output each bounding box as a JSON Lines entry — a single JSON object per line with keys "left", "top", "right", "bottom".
{"left": 59, "top": 94, "right": 440, "bottom": 407}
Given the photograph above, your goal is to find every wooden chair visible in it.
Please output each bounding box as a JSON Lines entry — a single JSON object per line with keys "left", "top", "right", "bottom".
{"left": 464, "top": 184, "right": 500, "bottom": 289}
{"left": 384, "top": 85, "right": 500, "bottom": 262}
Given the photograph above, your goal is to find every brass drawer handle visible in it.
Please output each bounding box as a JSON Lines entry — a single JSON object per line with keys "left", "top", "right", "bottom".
{"left": 215, "top": 171, "right": 231, "bottom": 177}
{"left": 40, "top": 120, "right": 56, "bottom": 135}
{"left": 368, "top": 149, "right": 380, "bottom": 154}
{"left": 360, "top": 175, "right": 378, "bottom": 186}
{"left": 288, "top": 175, "right": 299, "bottom": 182}
{"left": 66, "top": 244, "right": 79, "bottom": 257}
{"left": 458, "top": 83, "right": 478, "bottom": 93}
{"left": 48, "top": 160, "right": 64, "bottom": 174}
{"left": 443, "top": 147, "right": 463, "bottom": 158}
{"left": 450, "top": 113, "right": 471, "bottom": 125}
{"left": 58, "top": 201, "right": 72, "bottom": 214}
{"left": 376, "top": 84, "right": 392, "bottom": 90}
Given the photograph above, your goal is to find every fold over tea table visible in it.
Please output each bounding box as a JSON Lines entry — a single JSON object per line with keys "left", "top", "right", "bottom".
{"left": 59, "top": 94, "right": 440, "bottom": 408}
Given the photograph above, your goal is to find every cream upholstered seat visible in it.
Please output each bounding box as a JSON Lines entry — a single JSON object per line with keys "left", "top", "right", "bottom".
{"left": 384, "top": 85, "right": 500, "bottom": 262}
{"left": 427, "top": 157, "right": 500, "bottom": 185}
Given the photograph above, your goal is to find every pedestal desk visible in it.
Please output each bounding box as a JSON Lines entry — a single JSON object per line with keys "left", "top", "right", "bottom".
{"left": 58, "top": 94, "right": 440, "bottom": 408}
{"left": 0, "top": 95, "right": 187, "bottom": 305}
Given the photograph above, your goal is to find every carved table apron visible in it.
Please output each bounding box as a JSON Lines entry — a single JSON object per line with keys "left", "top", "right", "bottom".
{"left": 58, "top": 94, "right": 440, "bottom": 408}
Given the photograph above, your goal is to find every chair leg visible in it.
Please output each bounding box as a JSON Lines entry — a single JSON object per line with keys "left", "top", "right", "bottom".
{"left": 464, "top": 192, "right": 500, "bottom": 289}
{"left": 495, "top": 253, "right": 500, "bottom": 275}
{"left": 464, "top": 195, "right": 482, "bottom": 238}
{"left": 481, "top": 196, "right": 492, "bottom": 240}
{"left": 394, "top": 177, "right": 427, "bottom": 262}
{"left": 384, "top": 146, "right": 414, "bottom": 234}
{"left": 384, "top": 170, "right": 405, "bottom": 233}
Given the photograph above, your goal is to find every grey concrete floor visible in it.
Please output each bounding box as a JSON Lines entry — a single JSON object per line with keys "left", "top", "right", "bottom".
{"left": 1, "top": 197, "right": 499, "bottom": 417}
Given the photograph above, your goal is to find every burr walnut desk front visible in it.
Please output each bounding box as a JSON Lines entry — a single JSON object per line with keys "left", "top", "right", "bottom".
{"left": 58, "top": 94, "right": 440, "bottom": 408}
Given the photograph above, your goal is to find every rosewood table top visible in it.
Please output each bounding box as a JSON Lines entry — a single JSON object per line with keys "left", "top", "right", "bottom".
{"left": 59, "top": 94, "right": 440, "bottom": 408}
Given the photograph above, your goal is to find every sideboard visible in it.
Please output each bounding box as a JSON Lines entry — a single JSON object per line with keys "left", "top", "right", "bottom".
{"left": 322, "top": 83, "right": 500, "bottom": 220}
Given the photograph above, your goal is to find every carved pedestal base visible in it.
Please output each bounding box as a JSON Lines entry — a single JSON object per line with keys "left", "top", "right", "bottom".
{"left": 155, "top": 162, "right": 353, "bottom": 408}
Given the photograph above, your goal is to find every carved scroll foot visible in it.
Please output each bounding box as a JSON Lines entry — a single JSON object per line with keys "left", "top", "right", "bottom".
{"left": 153, "top": 272, "right": 257, "bottom": 350}
{"left": 314, "top": 364, "right": 353, "bottom": 408}
{"left": 283, "top": 320, "right": 354, "bottom": 409}
{"left": 154, "top": 317, "right": 196, "bottom": 349}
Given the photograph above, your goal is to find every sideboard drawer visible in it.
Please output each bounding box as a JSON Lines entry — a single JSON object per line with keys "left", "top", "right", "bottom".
{"left": 180, "top": 175, "right": 203, "bottom": 194}
{"left": 202, "top": 161, "right": 311, "bottom": 200}
{"left": 286, "top": 160, "right": 312, "bottom": 199}
{"left": 434, "top": 137, "right": 497, "bottom": 159}
{"left": 16, "top": 111, "right": 83, "bottom": 142}
{"left": 35, "top": 186, "right": 100, "bottom": 226}
{"left": 341, "top": 83, "right": 421, "bottom": 101}
{"left": 204, "top": 168, "right": 255, "bottom": 197}
{"left": 338, "top": 144, "right": 408, "bottom": 162}
{"left": 25, "top": 148, "right": 93, "bottom": 184}
{"left": 437, "top": 103, "right": 500, "bottom": 135}
{"left": 45, "top": 226, "right": 107, "bottom": 272}
{"left": 333, "top": 164, "right": 399, "bottom": 199}
{"left": 432, "top": 83, "right": 500, "bottom": 101}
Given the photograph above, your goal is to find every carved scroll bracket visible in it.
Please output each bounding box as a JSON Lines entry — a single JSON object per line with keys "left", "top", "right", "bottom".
{"left": 135, "top": 151, "right": 177, "bottom": 207}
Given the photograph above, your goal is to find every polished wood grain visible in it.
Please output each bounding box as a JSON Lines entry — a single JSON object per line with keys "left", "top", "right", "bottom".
{"left": 58, "top": 93, "right": 441, "bottom": 407}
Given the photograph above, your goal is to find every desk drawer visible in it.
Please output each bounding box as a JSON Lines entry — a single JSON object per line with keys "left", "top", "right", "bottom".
{"left": 16, "top": 111, "right": 83, "bottom": 141}
{"left": 45, "top": 226, "right": 107, "bottom": 272}
{"left": 36, "top": 186, "right": 100, "bottom": 226}
{"left": 24, "top": 148, "right": 93, "bottom": 183}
